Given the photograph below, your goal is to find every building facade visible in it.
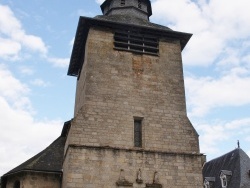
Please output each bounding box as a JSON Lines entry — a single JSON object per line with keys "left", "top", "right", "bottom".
{"left": 1, "top": 0, "right": 205, "bottom": 187}
{"left": 63, "top": 0, "right": 204, "bottom": 187}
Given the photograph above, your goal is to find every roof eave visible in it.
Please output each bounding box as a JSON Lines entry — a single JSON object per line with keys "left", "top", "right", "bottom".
{"left": 67, "top": 17, "right": 89, "bottom": 76}
{"left": 67, "top": 16, "right": 192, "bottom": 77}
{"left": 2, "top": 169, "right": 62, "bottom": 178}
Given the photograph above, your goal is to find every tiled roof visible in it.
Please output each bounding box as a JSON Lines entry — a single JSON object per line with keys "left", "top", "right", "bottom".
{"left": 203, "top": 148, "right": 250, "bottom": 188}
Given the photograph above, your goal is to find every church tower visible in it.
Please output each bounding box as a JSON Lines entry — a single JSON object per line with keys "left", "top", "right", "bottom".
{"left": 63, "top": 0, "right": 205, "bottom": 187}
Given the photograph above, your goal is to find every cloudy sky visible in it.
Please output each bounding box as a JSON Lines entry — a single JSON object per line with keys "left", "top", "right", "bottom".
{"left": 0, "top": 0, "right": 250, "bottom": 176}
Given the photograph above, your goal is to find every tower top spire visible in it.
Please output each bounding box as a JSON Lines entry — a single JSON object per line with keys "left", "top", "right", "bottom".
{"left": 100, "top": 0, "right": 152, "bottom": 20}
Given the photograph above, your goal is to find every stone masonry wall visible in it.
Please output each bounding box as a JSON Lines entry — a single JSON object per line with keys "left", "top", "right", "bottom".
{"left": 6, "top": 172, "right": 61, "bottom": 188}
{"left": 62, "top": 146, "right": 203, "bottom": 188}
{"left": 67, "top": 27, "right": 200, "bottom": 154}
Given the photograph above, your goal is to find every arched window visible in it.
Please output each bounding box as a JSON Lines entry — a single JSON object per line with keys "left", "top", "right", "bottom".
{"left": 13, "top": 180, "right": 20, "bottom": 188}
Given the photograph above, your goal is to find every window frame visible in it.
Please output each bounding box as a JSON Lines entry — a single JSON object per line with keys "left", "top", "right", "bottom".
{"left": 220, "top": 173, "right": 227, "bottom": 188}
{"left": 134, "top": 118, "right": 143, "bottom": 148}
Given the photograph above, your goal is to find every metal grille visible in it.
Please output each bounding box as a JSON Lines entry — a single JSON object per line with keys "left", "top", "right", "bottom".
{"left": 114, "top": 30, "right": 159, "bottom": 56}
{"left": 134, "top": 120, "right": 142, "bottom": 147}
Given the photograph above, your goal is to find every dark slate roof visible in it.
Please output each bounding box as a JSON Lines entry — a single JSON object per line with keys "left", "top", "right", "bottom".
{"left": 2, "top": 121, "right": 70, "bottom": 177}
{"left": 95, "top": 15, "right": 172, "bottom": 31}
{"left": 203, "top": 148, "right": 250, "bottom": 188}
{"left": 67, "top": 15, "right": 192, "bottom": 76}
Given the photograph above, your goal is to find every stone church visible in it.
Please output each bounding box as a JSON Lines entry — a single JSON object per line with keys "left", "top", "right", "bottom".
{"left": 1, "top": 0, "right": 207, "bottom": 187}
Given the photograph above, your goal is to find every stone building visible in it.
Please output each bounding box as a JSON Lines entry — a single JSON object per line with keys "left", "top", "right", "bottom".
{"left": 1, "top": 0, "right": 205, "bottom": 187}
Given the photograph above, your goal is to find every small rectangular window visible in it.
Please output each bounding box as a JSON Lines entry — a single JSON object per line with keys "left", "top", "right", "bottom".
{"left": 134, "top": 119, "right": 142, "bottom": 147}
{"left": 121, "top": 0, "right": 125, "bottom": 6}
{"left": 138, "top": 0, "right": 142, "bottom": 9}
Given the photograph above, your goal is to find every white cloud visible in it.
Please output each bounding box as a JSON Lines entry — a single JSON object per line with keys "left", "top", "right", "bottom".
{"left": 47, "top": 57, "right": 70, "bottom": 68}
{"left": 19, "top": 35, "right": 47, "bottom": 54}
{"left": 0, "top": 38, "right": 21, "bottom": 60}
{"left": 196, "top": 118, "right": 250, "bottom": 157}
{"left": 0, "top": 4, "right": 47, "bottom": 59}
{"left": 95, "top": 0, "right": 104, "bottom": 4}
{"left": 30, "top": 79, "right": 50, "bottom": 87}
{"left": 19, "top": 66, "right": 34, "bottom": 75}
{"left": 0, "top": 65, "right": 62, "bottom": 176}
{"left": 152, "top": 0, "right": 250, "bottom": 66}
{"left": 0, "top": 4, "right": 69, "bottom": 175}
{"left": 0, "top": 4, "right": 70, "bottom": 69}
{"left": 186, "top": 69, "right": 250, "bottom": 117}
{"left": 0, "top": 64, "right": 31, "bottom": 110}
{"left": 197, "top": 122, "right": 228, "bottom": 155}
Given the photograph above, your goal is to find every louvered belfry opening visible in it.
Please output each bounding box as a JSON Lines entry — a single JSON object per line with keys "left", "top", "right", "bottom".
{"left": 114, "top": 29, "right": 159, "bottom": 56}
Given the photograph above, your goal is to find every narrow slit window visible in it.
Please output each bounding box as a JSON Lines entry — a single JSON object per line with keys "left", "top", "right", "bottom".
{"left": 138, "top": 0, "right": 142, "bottom": 9}
{"left": 121, "top": 0, "right": 125, "bottom": 6}
{"left": 14, "top": 180, "right": 20, "bottom": 188}
{"left": 134, "top": 119, "right": 142, "bottom": 147}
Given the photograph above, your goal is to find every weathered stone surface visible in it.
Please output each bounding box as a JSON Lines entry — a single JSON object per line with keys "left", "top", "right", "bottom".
{"left": 6, "top": 172, "right": 61, "bottom": 188}
{"left": 68, "top": 27, "right": 199, "bottom": 153}
{"left": 62, "top": 147, "right": 203, "bottom": 188}
{"left": 63, "top": 27, "right": 204, "bottom": 187}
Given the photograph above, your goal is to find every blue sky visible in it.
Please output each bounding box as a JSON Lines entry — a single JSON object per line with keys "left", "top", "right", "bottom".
{"left": 0, "top": 0, "right": 250, "bottom": 176}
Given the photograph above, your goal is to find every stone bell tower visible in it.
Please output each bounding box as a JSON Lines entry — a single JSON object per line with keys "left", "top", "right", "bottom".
{"left": 63, "top": 0, "right": 205, "bottom": 187}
